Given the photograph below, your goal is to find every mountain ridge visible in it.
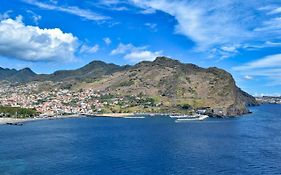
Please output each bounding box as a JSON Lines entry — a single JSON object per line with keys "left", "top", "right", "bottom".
{"left": 0, "top": 57, "right": 257, "bottom": 116}
{"left": 0, "top": 60, "right": 130, "bottom": 82}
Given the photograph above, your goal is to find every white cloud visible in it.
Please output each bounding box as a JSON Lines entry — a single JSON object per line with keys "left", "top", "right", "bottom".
{"left": 124, "top": 50, "right": 162, "bottom": 62}
{"left": 244, "top": 75, "right": 253, "bottom": 80}
{"left": 254, "top": 17, "right": 281, "bottom": 33}
{"left": 0, "top": 17, "right": 78, "bottom": 62}
{"left": 268, "top": 7, "right": 281, "bottom": 15}
{"left": 140, "top": 8, "right": 156, "bottom": 14}
{"left": 234, "top": 54, "right": 281, "bottom": 85}
{"left": 111, "top": 43, "right": 162, "bottom": 62}
{"left": 235, "top": 54, "right": 281, "bottom": 70}
{"left": 23, "top": 0, "right": 110, "bottom": 21}
{"left": 0, "top": 11, "right": 12, "bottom": 20}
{"left": 144, "top": 23, "right": 157, "bottom": 31}
{"left": 209, "top": 45, "right": 240, "bottom": 60}
{"left": 125, "top": 0, "right": 281, "bottom": 59}
{"left": 130, "top": 0, "right": 251, "bottom": 50}
{"left": 27, "top": 10, "right": 42, "bottom": 24}
{"left": 80, "top": 44, "right": 99, "bottom": 54}
{"left": 221, "top": 46, "right": 238, "bottom": 53}
{"left": 99, "top": 0, "right": 122, "bottom": 5}
{"left": 111, "top": 43, "right": 135, "bottom": 55}
{"left": 103, "top": 37, "right": 112, "bottom": 45}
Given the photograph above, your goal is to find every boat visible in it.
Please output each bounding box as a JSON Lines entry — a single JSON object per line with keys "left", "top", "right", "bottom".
{"left": 6, "top": 122, "right": 23, "bottom": 126}
{"left": 175, "top": 114, "right": 209, "bottom": 122}
{"left": 122, "top": 116, "right": 146, "bottom": 119}
{"left": 169, "top": 115, "right": 191, "bottom": 119}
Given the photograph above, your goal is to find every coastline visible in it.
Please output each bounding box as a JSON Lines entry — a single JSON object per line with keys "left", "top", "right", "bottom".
{"left": 0, "top": 113, "right": 167, "bottom": 125}
{"left": 93, "top": 113, "right": 136, "bottom": 117}
{"left": 0, "top": 113, "right": 147, "bottom": 125}
{"left": 0, "top": 111, "right": 222, "bottom": 125}
{"left": 0, "top": 114, "right": 81, "bottom": 125}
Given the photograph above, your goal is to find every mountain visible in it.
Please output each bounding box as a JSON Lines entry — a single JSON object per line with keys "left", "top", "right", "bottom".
{"left": 37, "top": 60, "right": 130, "bottom": 82}
{"left": 0, "top": 61, "right": 129, "bottom": 83}
{"left": 75, "top": 57, "right": 257, "bottom": 116}
{"left": 0, "top": 67, "right": 36, "bottom": 82}
{"left": 0, "top": 57, "right": 257, "bottom": 116}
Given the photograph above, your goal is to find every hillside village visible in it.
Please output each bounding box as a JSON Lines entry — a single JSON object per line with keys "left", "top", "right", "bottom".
{"left": 0, "top": 81, "right": 168, "bottom": 118}
{"left": 0, "top": 57, "right": 257, "bottom": 118}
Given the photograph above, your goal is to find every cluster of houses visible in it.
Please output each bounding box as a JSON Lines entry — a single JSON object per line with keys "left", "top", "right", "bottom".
{"left": 0, "top": 82, "right": 113, "bottom": 116}
{"left": 256, "top": 96, "right": 281, "bottom": 104}
{"left": 0, "top": 81, "right": 159, "bottom": 117}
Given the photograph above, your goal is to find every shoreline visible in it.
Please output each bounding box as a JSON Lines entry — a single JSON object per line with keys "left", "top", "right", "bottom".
{"left": 1, "top": 110, "right": 249, "bottom": 125}
{"left": 93, "top": 113, "right": 136, "bottom": 117}
{"left": 0, "top": 113, "right": 169, "bottom": 125}
{"left": 0, "top": 114, "right": 81, "bottom": 125}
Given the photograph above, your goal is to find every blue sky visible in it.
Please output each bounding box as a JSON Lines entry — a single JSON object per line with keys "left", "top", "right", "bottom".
{"left": 0, "top": 0, "right": 281, "bottom": 96}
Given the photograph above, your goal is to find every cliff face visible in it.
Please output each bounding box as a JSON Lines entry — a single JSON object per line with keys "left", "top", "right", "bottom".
{"left": 82, "top": 57, "right": 257, "bottom": 116}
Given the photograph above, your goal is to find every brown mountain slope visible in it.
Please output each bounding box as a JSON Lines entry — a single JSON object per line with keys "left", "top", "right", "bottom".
{"left": 75, "top": 57, "right": 257, "bottom": 116}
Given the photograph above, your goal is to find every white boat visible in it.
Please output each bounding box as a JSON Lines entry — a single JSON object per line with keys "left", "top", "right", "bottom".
{"left": 169, "top": 115, "right": 191, "bottom": 119}
{"left": 175, "top": 114, "right": 209, "bottom": 122}
{"left": 122, "top": 116, "right": 146, "bottom": 119}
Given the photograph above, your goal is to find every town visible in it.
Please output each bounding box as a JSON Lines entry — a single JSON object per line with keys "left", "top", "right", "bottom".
{"left": 255, "top": 96, "right": 281, "bottom": 104}
{"left": 0, "top": 81, "right": 162, "bottom": 118}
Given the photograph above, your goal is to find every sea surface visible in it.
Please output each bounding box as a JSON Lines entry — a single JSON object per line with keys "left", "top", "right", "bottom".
{"left": 0, "top": 104, "right": 281, "bottom": 175}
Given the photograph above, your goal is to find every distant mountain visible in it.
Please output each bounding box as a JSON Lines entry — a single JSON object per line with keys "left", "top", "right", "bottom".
{"left": 0, "top": 57, "right": 257, "bottom": 116}
{"left": 0, "top": 60, "right": 129, "bottom": 83}
{"left": 36, "top": 60, "right": 130, "bottom": 82}
{"left": 0, "top": 67, "right": 36, "bottom": 82}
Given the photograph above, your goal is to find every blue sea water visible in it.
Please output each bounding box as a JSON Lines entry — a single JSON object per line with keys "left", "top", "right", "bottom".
{"left": 0, "top": 104, "right": 281, "bottom": 175}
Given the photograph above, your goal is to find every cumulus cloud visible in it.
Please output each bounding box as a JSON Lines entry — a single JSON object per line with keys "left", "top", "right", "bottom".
{"left": 23, "top": 0, "right": 110, "bottom": 21}
{"left": 124, "top": 50, "right": 162, "bottom": 62}
{"left": 0, "top": 11, "right": 12, "bottom": 20}
{"left": 0, "top": 17, "right": 78, "bottom": 62}
{"left": 111, "top": 43, "right": 135, "bottom": 55}
{"left": 111, "top": 43, "right": 162, "bottom": 62}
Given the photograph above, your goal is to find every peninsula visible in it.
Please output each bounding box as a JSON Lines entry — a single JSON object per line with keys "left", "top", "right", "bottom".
{"left": 0, "top": 57, "right": 257, "bottom": 119}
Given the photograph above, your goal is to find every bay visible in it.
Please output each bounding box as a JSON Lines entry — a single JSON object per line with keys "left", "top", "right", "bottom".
{"left": 0, "top": 104, "right": 281, "bottom": 175}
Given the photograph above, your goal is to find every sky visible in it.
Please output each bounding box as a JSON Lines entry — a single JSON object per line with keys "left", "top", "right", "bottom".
{"left": 0, "top": 0, "right": 281, "bottom": 96}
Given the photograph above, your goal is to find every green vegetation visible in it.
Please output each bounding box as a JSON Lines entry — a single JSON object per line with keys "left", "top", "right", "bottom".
{"left": 119, "top": 80, "right": 134, "bottom": 87}
{"left": 177, "top": 103, "right": 192, "bottom": 110}
{"left": 0, "top": 106, "right": 38, "bottom": 118}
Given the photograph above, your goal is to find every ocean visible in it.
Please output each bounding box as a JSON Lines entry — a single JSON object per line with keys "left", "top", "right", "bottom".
{"left": 0, "top": 104, "right": 281, "bottom": 175}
